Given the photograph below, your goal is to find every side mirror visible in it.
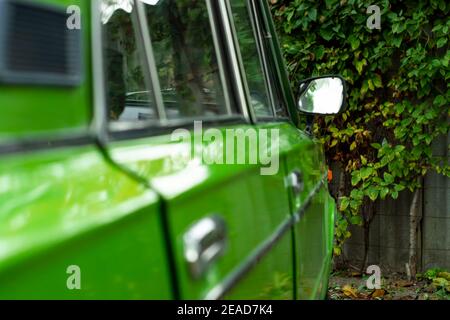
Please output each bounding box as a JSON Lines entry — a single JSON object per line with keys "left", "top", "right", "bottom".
{"left": 297, "top": 76, "right": 347, "bottom": 115}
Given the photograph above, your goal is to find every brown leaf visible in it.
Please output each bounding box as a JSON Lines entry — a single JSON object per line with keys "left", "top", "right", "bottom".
{"left": 357, "top": 292, "right": 370, "bottom": 300}
{"left": 370, "top": 289, "right": 386, "bottom": 298}
{"left": 395, "top": 280, "right": 414, "bottom": 287}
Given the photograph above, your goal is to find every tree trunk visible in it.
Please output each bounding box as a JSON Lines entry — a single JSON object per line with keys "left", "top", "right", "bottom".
{"left": 360, "top": 200, "right": 375, "bottom": 273}
{"left": 337, "top": 169, "right": 346, "bottom": 208}
{"left": 361, "top": 222, "right": 370, "bottom": 273}
{"left": 333, "top": 168, "right": 347, "bottom": 269}
{"left": 407, "top": 178, "right": 422, "bottom": 280}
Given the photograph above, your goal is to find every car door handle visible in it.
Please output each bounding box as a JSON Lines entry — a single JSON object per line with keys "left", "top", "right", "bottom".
{"left": 287, "top": 170, "right": 304, "bottom": 196}
{"left": 183, "top": 215, "right": 228, "bottom": 279}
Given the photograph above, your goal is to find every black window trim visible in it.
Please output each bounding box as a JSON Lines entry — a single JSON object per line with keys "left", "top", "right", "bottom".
{"left": 108, "top": 115, "right": 248, "bottom": 142}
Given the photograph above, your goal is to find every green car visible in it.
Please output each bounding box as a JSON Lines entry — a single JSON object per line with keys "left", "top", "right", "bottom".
{"left": 0, "top": 0, "right": 346, "bottom": 300}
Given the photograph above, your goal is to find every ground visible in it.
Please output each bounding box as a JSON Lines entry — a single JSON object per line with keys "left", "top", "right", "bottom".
{"left": 328, "top": 268, "right": 450, "bottom": 300}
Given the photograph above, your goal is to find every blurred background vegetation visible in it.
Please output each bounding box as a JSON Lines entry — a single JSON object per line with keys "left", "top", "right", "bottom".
{"left": 270, "top": 0, "right": 449, "bottom": 275}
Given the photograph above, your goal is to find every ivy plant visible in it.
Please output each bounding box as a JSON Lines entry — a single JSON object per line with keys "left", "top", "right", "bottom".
{"left": 271, "top": 0, "right": 449, "bottom": 269}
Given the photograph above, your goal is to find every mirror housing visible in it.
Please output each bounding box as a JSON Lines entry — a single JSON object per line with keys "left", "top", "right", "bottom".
{"left": 297, "top": 75, "right": 347, "bottom": 115}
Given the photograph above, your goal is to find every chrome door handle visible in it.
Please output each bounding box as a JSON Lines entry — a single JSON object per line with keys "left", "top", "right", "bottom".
{"left": 183, "top": 215, "right": 228, "bottom": 279}
{"left": 287, "top": 170, "right": 304, "bottom": 196}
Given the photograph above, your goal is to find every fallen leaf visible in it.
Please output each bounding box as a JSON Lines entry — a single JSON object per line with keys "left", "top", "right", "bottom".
{"left": 370, "top": 289, "right": 386, "bottom": 298}
{"left": 357, "top": 292, "right": 370, "bottom": 300}
{"left": 351, "top": 272, "right": 362, "bottom": 277}
{"left": 395, "top": 280, "right": 414, "bottom": 287}
{"left": 342, "top": 285, "right": 358, "bottom": 298}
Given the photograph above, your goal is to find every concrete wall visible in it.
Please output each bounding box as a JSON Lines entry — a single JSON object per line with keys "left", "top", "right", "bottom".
{"left": 336, "top": 132, "right": 449, "bottom": 273}
{"left": 422, "top": 133, "right": 450, "bottom": 270}
{"left": 342, "top": 191, "right": 418, "bottom": 272}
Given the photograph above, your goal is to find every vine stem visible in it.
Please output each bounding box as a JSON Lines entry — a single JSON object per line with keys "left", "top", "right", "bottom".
{"left": 408, "top": 177, "right": 423, "bottom": 280}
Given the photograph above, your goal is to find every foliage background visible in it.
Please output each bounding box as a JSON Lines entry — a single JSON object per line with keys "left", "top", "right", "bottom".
{"left": 270, "top": 0, "right": 449, "bottom": 257}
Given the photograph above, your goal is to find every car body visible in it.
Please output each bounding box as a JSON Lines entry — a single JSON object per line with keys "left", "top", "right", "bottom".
{"left": 0, "top": 0, "right": 345, "bottom": 299}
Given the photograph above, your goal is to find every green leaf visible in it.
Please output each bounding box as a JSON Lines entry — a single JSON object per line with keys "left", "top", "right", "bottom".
{"left": 355, "top": 59, "right": 367, "bottom": 75}
{"left": 384, "top": 172, "right": 394, "bottom": 184}
{"left": 371, "top": 143, "right": 382, "bottom": 149}
{"left": 432, "top": 25, "right": 443, "bottom": 32}
{"left": 349, "top": 35, "right": 360, "bottom": 50}
{"left": 308, "top": 8, "right": 317, "bottom": 21}
{"left": 437, "top": 37, "right": 447, "bottom": 48}
{"left": 334, "top": 246, "right": 342, "bottom": 256}
{"left": 351, "top": 172, "right": 361, "bottom": 186}
{"left": 350, "top": 200, "right": 359, "bottom": 210}
{"left": 361, "top": 155, "right": 368, "bottom": 165}
{"left": 368, "top": 188, "right": 379, "bottom": 201}
{"left": 373, "top": 74, "right": 382, "bottom": 88}
{"left": 340, "top": 197, "right": 350, "bottom": 211}
{"left": 434, "top": 95, "right": 446, "bottom": 107}
{"left": 380, "top": 187, "right": 390, "bottom": 199}
{"left": 350, "top": 215, "right": 362, "bottom": 225}
{"left": 330, "top": 139, "right": 338, "bottom": 147}
{"left": 320, "top": 29, "right": 333, "bottom": 41}
{"left": 361, "top": 167, "right": 374, "bottom": 180}
{"left": 392, "top": 37, "right": 402, "bottom": 48}
{"left": 315, "top": 45, "right": 325, "bottom": 59}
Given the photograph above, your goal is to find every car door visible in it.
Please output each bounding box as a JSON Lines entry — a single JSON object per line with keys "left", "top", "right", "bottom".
{"left": 0, "top": 0, "right": 172, "bottom": 299}
{"left": 97, "top": 0, "right": 294, "bottom": 299}
{"left": 230, "top": 0, "right": 336, "bottom": 300}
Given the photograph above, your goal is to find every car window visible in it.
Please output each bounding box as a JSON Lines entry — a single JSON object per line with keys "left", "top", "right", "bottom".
{"left": 143, "top": 0, "right": 235, "bottom": 121}
{"left": 229, "top": 0, "right": 274, "bottom": 119}
{"left": 254, "top": 3, "right": 288, "bottom": 118}
{"left": 102, "top": 6, "right": 158, "bottom": 123}
{"left": 103, "top": 1, "right": 237, "bottom": 127}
